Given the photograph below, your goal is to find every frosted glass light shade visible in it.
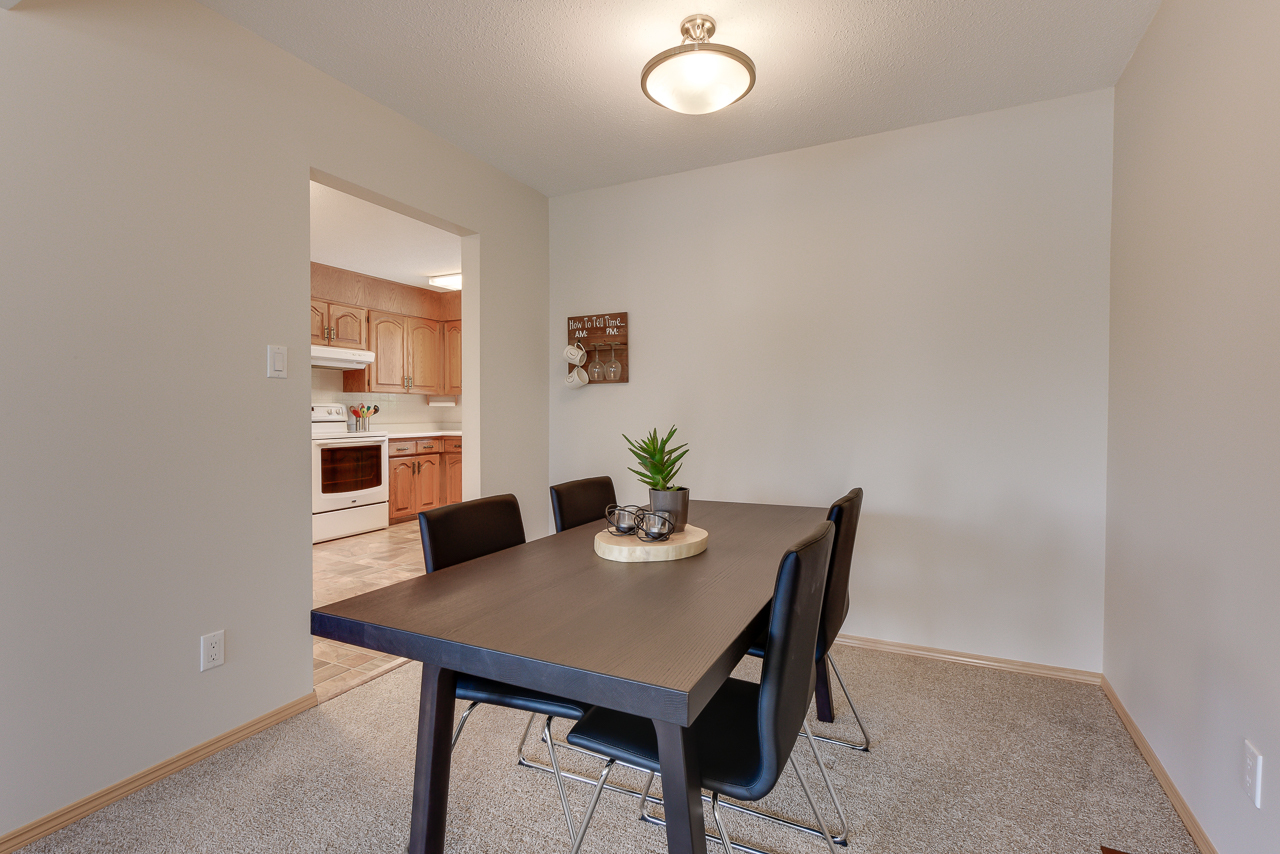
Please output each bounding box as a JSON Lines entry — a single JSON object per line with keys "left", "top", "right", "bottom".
{"left": 641, "top": 43, "right": 755, "bottom": 115}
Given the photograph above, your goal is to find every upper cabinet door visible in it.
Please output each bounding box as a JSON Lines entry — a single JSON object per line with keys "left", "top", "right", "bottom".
{"left": 443, "top": 320, "right": 462, "bottom": 395}
{"left": 368, "top": 311, "right": 408, "bottom": 393}
{"left": 407, "top": 317, "right": 442, "bottom": 395}
{"left": 310, "top": 299, "right": 329, "bottom": 345}
{"left": 328, "top": 304, "right": 367, "bottom": 350}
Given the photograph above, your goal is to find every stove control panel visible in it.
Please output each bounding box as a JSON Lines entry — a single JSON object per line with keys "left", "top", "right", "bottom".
{"left": 311, "top": 404, "right": 348, "bottom": 423}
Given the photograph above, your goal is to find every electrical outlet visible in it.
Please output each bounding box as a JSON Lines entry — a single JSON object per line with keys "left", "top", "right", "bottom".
{"left": 1243, "top": 739, "right": 1263, "bottom": 809}
{"left": 200, "top": 630, "right": 225, "bottom": 672}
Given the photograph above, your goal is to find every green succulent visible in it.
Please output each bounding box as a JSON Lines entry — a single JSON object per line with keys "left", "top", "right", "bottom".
{"left": 623, "top": 426, "right": 688, "bottom": 492}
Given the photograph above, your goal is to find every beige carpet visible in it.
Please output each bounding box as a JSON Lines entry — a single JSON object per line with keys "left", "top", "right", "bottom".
{"left": 19, "top": 646, "right": 1199, "bottom": 854}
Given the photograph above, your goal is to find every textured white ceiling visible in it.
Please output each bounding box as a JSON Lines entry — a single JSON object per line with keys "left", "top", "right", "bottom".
{"left": 310, "top": 182, "right": 461, "bottom": 289}
{"left": 201, "top": 0, "right": 1161, "bottom": 197}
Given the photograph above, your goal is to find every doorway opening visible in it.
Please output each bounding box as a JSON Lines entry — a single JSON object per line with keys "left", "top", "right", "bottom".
{"left": 308, "top": 172, "right": 474, "bottom": 701}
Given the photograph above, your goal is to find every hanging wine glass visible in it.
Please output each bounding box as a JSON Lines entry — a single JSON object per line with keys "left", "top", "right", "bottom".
{"left": 605, "top": 343, "right": 622, "bottom": 381}
{"left": 588, "top": 345, "right": 606, "bottom": 381}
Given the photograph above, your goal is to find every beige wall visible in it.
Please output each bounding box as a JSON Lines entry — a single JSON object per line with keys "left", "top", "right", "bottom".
{"left": 1107, "top": 0, "right": 1280, "bottom": 849}
{"left": 550, "top": 90, "right": 1114, "bottom": 672}
{"left": 0, "top": 0, "right": 547, "bottom": 836}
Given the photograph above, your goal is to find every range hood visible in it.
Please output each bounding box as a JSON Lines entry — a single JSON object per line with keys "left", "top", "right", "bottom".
{"left": 311, "top": 345, "right": 376, "bottom": 370}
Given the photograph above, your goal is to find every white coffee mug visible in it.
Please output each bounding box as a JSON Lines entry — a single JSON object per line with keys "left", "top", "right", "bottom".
{"left": 565, "top": 366, "right": 589, "bottom": 388}
{"left": 564, "top": 342, "right": 588, "bottom": 365}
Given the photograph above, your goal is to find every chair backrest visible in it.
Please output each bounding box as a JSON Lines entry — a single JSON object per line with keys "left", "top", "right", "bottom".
{"left": 548, "top": 476, "right": 617, "bottom": 533}
{"left": 818, "top": 487, "right": 863, "bottom": 657}
{"left": 749, "top": 520, "right": 835, "bottom": 801}
{"left": 418, "top": 494, "right": 526, "bottom": 573}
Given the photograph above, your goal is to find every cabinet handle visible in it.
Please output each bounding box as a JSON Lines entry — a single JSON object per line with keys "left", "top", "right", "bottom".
{"left": 408, "top": 375, "right": 413, "bottom": 388}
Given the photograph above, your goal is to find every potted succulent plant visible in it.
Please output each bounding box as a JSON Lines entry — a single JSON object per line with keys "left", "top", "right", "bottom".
{"left": 624, "top": 426, "right": 690, "bottom": 532}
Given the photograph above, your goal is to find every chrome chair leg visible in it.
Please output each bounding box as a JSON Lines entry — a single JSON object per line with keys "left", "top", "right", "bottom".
{"left": 634, "top": 724, "right": 850, "bottom": 847}
{"left": 639, "top": 794, "right": 834, "bottom": 854}
{"left": 516, "top": 714, "right": 666, "bottom": 809}
{"left": 541, "top": 715, "right": 576, "bottom": 841}
{"left": 450, "top": 700, "right": 481, "bottom": 749}
{"left": 709, "top": 792, "right": 734, "bottom": 853}
{"left": 515, "top": 711, "right": 541, "bottom": 765}
{"left": 519, "top": 718, "right": 848, "bottom": 853}
{"left": 638, "top": 771, "right": 657, "bottom": 820}
{"left": 810, "top": 653, "right": 870, "bottom": 753}
{"left": 789, "top": 750, "right": 839, "bottom": 854}
{"left": 568, "top": 758, "right": 615, "bottom": 854}
{"left": 801, "top": 719, "right": 850, "bottom": 844}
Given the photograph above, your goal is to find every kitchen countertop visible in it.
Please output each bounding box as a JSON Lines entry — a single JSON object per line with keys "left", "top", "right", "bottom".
{"left": 384, "top": 425, "right": 462, "bottom": 439}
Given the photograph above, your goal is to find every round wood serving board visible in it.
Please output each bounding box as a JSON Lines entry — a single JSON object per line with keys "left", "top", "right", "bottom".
{"left": 594, "top": 525, "right": 709, "bottom": 563}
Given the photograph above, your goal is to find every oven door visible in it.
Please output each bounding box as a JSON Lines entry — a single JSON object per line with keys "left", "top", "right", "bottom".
{"left": 312, "top": 436, "right": 389, "bottom": 514}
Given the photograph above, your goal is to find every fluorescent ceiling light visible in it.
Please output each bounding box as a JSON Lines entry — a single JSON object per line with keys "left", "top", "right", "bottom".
{"left": 429, "top": 273, "right": 462, "bottom": 290}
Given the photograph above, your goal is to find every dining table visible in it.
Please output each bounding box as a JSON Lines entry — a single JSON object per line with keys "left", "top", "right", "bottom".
{"left": 311, "top": 498, "right": 827, "bottom": 854}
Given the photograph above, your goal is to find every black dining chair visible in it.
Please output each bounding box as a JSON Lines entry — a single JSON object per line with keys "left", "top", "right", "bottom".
{"left": 747, "top": 487, "right": 870, "bottom": 753}
{"left": 417, "top": 494, "right": 588, "bottom": 839}
{"left": 549, "top": 475, "right": 617, "bottom": 533}
{"left": 562, "top": 521, "right": 841, "bottom": 854}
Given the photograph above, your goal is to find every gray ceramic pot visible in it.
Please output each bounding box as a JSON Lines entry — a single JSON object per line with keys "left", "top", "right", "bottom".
{"left": 649, "top": 487, "right": 689, "bottom": 533}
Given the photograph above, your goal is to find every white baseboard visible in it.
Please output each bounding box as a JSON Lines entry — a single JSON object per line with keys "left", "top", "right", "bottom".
{"left": 834, "top": 633, "right": 1103, "bottom": 684}
{"left": 1101, "top": 677, "right": 1217, "bottom": 854}
{"left": 0, "top": 692, "right": 318, "bottom": 854}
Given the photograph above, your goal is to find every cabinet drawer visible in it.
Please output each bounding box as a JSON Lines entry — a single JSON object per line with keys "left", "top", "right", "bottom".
{"left": 442, "top": 437, "right": 462, "bottom": 451}
{"left": 389, "top": 441, "right": 420, "bottom": 457}
{"left": 416, "top": 439, "right": 441, "bottom": 454}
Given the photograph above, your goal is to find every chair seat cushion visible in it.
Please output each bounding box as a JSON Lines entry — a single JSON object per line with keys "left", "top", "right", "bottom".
{"left": 456, "top": 674, "right": 590, "bottom": 720}
{"left": 566, "top": 678, "right": 765, "bottom": 801}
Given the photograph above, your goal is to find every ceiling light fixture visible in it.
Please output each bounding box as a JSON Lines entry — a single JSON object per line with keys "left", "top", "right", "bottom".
{"left": 428, "top": 273, "right": 462, "bottom": 290}
{"left": 641, "top": 14, "right": 755, "bottom": 115}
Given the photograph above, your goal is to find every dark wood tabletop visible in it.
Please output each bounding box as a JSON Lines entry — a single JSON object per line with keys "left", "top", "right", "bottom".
{"left": 311, "top": 499, "right": 827, "bottom": 854}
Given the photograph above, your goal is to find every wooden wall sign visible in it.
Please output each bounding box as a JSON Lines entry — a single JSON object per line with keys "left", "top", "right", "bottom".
{"left": 567, "top": 312, "right": 628, "bottom": 384}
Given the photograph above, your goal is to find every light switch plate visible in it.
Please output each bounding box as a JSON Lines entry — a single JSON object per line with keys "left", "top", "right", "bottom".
{"left": 267, "top": 345, "right": 287, "bottom": 378}
{"left": 1243, "top": 739, "right": 1263, "bottom": 808}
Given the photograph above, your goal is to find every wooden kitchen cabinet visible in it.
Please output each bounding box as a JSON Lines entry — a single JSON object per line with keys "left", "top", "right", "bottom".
{"left": 388, "top": 456, "right": 418, "bottom": 520}
{"left": 407, "top": 317, "right": 443, "bottom": 395}
{"left": 443, "top": 448, "right": 462, "bottom": 506}
{"left": 415, "top": 455, "right": 441, "bottom": 514}
{"left": 315, "top": 263, "right": 461, "bottom": 397}
{"left": 388, "top": 435, "right": 461, "bottom": 522}
{"left": 388, "top": 452, "right": 440, "bottom": 523}
{"left": 443, "top": 319, "right": 462, "bottom": 395}
{"left": 363, "top": 311, "right": 409, "bottom": 393}
{"left": 311, "top": 299, "right": 367, "bottom": 348}
{"left": 345, "top": 310, "right": 442, "bottom": 395}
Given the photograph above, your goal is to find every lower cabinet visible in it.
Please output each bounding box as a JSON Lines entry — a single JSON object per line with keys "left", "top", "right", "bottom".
{"left": 443, "top": 452, "right": 462, "bottom": 506}
{"left": 388, "top": 435, "right": 461, "bottom": 524}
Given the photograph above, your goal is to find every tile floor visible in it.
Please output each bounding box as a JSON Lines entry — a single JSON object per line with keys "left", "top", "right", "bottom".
{"left": 312, "top": 521, "right": 425, "bottom": 702}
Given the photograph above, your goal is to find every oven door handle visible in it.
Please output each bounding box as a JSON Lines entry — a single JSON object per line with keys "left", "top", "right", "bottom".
{"left": 314, "top": 437, "right": 388, "bottom": 449}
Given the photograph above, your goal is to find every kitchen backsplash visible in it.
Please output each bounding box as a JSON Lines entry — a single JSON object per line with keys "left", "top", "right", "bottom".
{"left": 311, "top": 368, "right": 463, "bottom": 425}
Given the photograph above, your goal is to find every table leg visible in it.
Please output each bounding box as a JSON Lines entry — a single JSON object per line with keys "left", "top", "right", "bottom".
{"left": 408, "top": 664, "right": 456, "bottom": 854}
{"left": 653, "top": 720, "right": 708, "bottom": 854}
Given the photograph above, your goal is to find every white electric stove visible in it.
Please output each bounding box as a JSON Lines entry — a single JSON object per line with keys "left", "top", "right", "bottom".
{"left": 311, "top": 404, "right": 389, "bottom": 543}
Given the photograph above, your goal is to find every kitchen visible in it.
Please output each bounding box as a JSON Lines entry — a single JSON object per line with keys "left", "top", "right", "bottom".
{"left": 308, "top": 181, "right": 466, "bottom": 698}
